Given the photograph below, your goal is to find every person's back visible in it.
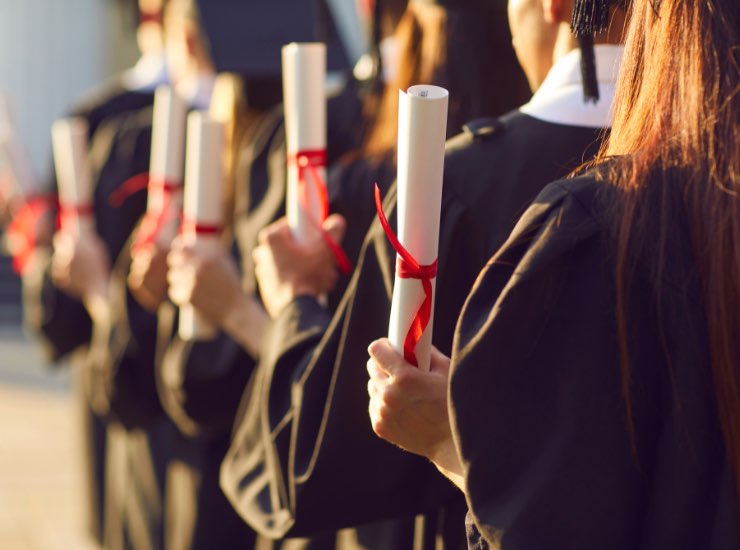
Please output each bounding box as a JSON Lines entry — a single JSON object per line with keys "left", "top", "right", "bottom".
{"left": 451, "top": 169, "right": 739, "bottom": 548}
{"left": 221, "top": 0, "right": 627, "bottom": 547}
{"left": 373, "top": 0, "right": 740, "bottom": 547}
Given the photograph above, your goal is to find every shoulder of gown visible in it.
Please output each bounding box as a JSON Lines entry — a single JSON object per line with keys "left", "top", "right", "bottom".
{"left": 450, "top": 172, "right": 739, "bottom": 549}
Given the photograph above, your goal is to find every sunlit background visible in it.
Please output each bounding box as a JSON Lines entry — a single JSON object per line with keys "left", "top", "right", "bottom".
{"left": 0, "top": 1, "right": 137, "bottom": 547}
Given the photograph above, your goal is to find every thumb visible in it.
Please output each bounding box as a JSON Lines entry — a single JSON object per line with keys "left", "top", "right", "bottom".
{"left": 322, "top": 214, "right": 346, "bottom": 244}
{"left": 368, "top": 338, "right": 408, "bottom": 376}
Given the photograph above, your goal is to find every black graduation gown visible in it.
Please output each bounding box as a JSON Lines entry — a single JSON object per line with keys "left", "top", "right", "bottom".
{"left": 220, "top": 111, "right": 606, "bottom": 548}
{"left": 451, "top": 174, "right": 740, "bottom": 549}
{"left": 22, "top": 79, "right": 156, "bottom": 548}
{"left": 326, "top": 152, "right": 396, "bottom": 300}
{"left": 70, "top": 76, "right": 157, "bottom": 141}
{"left": 152, "top": 109, "right": 288, "bottom": 550}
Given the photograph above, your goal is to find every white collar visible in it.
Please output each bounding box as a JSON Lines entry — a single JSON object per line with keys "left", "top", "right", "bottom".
{"left": 520, "top": 44, "right": 624, "bottom": 129}
{"left": 176, "top": 73, "right": 216, "bottom": 111}
{"left": 121, "top": 53, "right": 169, "bottom": 93}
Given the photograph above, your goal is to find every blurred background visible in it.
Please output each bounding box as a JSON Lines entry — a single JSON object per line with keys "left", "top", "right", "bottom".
{"left": 0, "top": 1, "right": 137, "bottom": 548}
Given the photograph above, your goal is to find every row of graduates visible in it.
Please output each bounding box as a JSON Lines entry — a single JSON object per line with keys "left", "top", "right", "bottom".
{"left": 4, "top": 0, "right": 738, "bottom": 548}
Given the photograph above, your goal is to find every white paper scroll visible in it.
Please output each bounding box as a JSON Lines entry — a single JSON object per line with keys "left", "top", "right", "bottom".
{"left": 387, "top": 85, "right": 449, "bottom": 371}
{"left": 178, "top": 112, "right": 225, "bottom": 342}
{"left": 51, "top": 117, "right": 95, "bottom": 237}
{"left": 147, "top": 85, "right": 187, "bottom": 246}
{"left": 0, "top": 98, "right": 38, "bottom": 199}
{"left": 282, "top": 42, "right": 327, "bottom": 244}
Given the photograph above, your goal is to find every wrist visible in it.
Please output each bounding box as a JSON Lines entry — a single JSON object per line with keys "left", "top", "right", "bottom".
{"left": 430, "top": 436, "right": 463, "bottom": 482}
{"left": 82, "top": 286, "right": 110, "bottom": 322}
{"left": 222, "top": 292, "right": 268, "bottom": 358}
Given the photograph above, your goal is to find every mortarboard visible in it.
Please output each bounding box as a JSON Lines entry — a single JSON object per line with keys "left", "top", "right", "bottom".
{"left": 196, "top": 0, "right": 350, "bottom": 77}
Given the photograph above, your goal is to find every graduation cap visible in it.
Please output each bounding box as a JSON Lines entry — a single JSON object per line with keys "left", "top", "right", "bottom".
{"left": 571, "top": 0, "right": 629, "bottom": 103}
{"left": 196, "top": 0, "right": 350, "bottom": 77}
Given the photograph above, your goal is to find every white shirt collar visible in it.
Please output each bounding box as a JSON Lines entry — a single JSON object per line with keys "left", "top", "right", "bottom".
{"left": 121, "top": 53, "right": 169, "bottom": 93}
{"left": 176, "top": 73, "right": 216, "bottom": 111}
{"left": 520, "top": 44, "right": 624, "bottom": 129}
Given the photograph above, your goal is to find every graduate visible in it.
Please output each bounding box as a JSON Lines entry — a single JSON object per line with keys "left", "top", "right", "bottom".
{"left": 24, "top": 1, "right": 221, "bottom": 548}
{"left": 19, "top": 1, "right": 168, "bottom": 546}
{"left": 367, "top": 0, "right": 740, "bottom": 546}
{"left": 147, "top": 1, "right": 373, "bottom": 548}
{"left": 221, "top": 0, "right": 628, "bottom": 547}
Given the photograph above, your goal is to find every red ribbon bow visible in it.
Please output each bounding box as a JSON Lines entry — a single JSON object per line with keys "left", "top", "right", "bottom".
{"left": 108, "top": 173, "right": 183, "bottom": 252}
{"left": 288, "top": 149, "right": 352, "bottom": 274}
{"left": 58, "top": 202, "right": 94, "bottom": 232}
{"left": 374, "top": 183, "right": 438, "bottom": 367}
{"left": 6, "top": 193, "right": 56, "bottom": 274}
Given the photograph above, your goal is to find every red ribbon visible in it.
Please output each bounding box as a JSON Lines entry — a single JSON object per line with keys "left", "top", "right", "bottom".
{"left": 109, "top": 173, "right": 182, "bottom": 252}
{"left": 6, "top": 193, "right": 56, "bottom": 275}
{"left": 58, "top": 203, "right": 94, "bottom": 232}
{"left": 180, "top": 218, "right": 222, "bottom": 237}
{"left": 374, "top": 183, "right": 438, "bottom": 367}
{"left": 139, "top": 10, "right": 163, "bottom": 25}
{"left": 288, "top": 149, "right": 352, "bottom": 274}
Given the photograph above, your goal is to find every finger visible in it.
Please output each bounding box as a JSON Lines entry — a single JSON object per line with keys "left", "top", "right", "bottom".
{"left": 167, "top": 248, "right": 184, "bottom": 269}
{"left": 257, "top": 217, "right": 288, "bottom": 246}
{"left": 252, "top": 245, "right": 270, "bottom": 269}
{"left": 264, "top": 223, "right": 295, "bottom": 250}
{"left": 366, "top": 357, "right": 390, "bottom": 382}
{"left": 367, "top": 338, "right": 408, "bottom": 376}
{"left": 322, "top": 214, "right": 347, "bottom": 244}
{"left": 367, "top": 378, "right": 378, "bottom": 399}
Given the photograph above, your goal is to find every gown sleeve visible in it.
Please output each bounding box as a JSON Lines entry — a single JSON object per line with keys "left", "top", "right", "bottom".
{"left": 157, "top": 313, "right": 257, "bottom": 438}
{"left": 449, "top": 179, "right": 652, "bottom": 549}
{"left": 22, "top": 248, "right": 93, "bottom": 362}
{"left": 221, "top": 182, "right": 485, "bottom": 540}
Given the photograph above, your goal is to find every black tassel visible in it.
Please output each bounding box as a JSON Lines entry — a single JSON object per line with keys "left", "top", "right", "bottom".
{"left": 578, "top": 34, "right": 600, "bottom": 103}
{"left": 571, "top": 0, "right": 611, "bottom": 36}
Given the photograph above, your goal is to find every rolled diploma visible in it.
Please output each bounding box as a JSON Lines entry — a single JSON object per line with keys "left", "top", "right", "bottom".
{"left": 178, "top": 112, "right": 225, "bottom": 341}
{"left": 0, "top": 99, "right": 38, "bottom": 198}
{"left": 51, "top": 118, "right": 94, "bottom": 237}
{"left": 282, "top": 42, "right": 327, "bottom": 244}
{"left": 147, "top": 85, "right": 187, "bottom": 246}
{"left": 387, "top": 85, "right": 448, "bottom": 371}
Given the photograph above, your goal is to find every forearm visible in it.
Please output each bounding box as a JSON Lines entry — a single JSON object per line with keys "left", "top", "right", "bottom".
{"left": 432, "top": 442, "right": 465, "bottom": 491}
{"left": 221, "top": 292, "right": 269, "bottom": 359}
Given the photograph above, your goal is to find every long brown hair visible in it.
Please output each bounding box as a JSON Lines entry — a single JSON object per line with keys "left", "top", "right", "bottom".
{"left": 363, "top": 1, "right": 530, "bottom": 161}
{"left": 601, "top": 0, "right": 739, "bottom": 493}
{"left": 209, "top": 73, "right": 282, "bottom": 242}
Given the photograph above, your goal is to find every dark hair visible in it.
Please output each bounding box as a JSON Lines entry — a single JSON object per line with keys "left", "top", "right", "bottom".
{"left": 362, "top": 1, "right": 530, "bottom": 161}
{"left": 600, "top": 0, "right": 739, "bottom": 493}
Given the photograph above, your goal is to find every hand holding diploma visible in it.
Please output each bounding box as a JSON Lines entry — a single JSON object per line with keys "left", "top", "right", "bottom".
{"left": 50, "top": 117, "right": 110, "bottom": 315}
{"left": 282, "top": 43, "right": 352, "bottom": 274}
{"left": 51, "top": 229, "right": 110, "bottom": 311}
{"left": 366, "top": 338, "right": 463, "bottom": 489}
{"left": 177, "top": 112, "right": 225, "bottom": 341}
{"left": 129, "top": 86, "right": 187, "bottom": 310}
{"left": 168, "top": 237, "right": 242, "bottom": 326}
{"left": 253, "top": 214, "right": 347, "bottom": 319}
{"left": 167, "top": 236, "right": 270, "bottom": 358}
{"left": 0, "top": 103, "right": 54, "bottom": 272}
